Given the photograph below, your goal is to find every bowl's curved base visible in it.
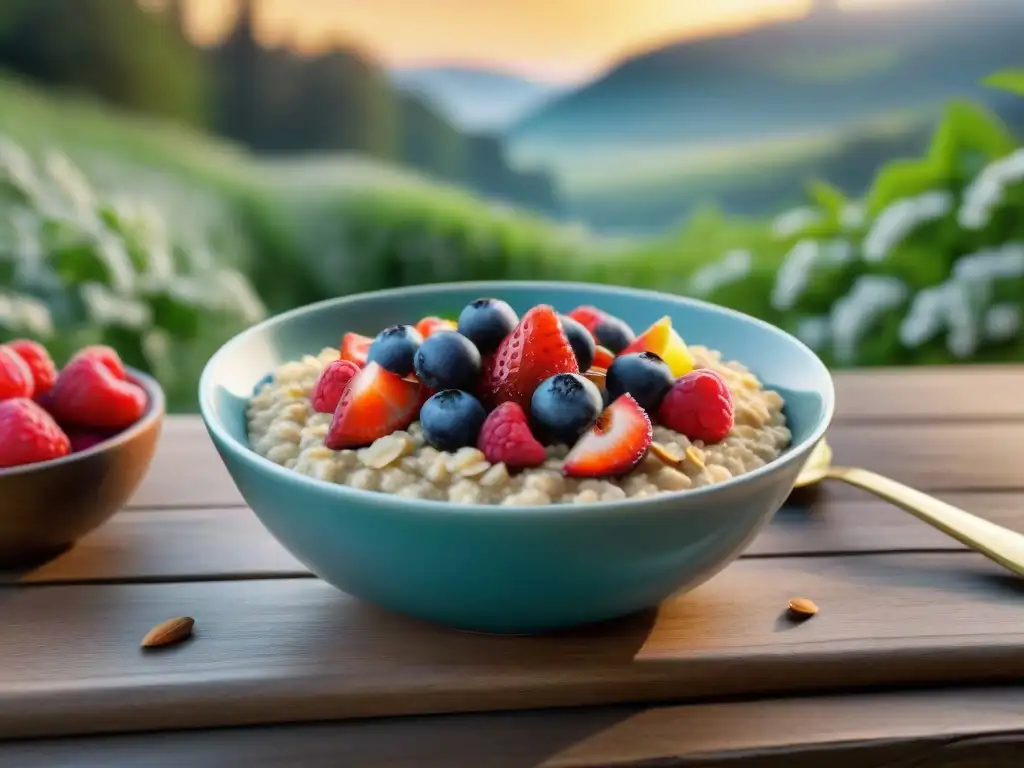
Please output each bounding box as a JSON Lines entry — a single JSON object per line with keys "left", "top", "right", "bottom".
{"left": 0, "top": 541, "right": 73, "bottom": 571}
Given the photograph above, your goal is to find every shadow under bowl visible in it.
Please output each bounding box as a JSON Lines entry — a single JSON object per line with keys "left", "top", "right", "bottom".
{"left": 200, "top": 281, "right": 835, "bottom": 634}
{"left": 0, "top": 368, "right": 165, "bottom": 569}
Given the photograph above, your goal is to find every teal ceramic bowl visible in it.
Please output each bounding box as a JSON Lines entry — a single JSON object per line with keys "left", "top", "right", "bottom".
{"left": 199, "top": 281, "right": 833, "bottom": 634}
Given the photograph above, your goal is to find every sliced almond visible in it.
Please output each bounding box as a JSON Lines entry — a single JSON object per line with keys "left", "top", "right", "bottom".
{"left": 649, "top": 442, "right": 684, "bottom": 468}
{"left": 685, "top": 446, "right": 706, "bottom": 471}
{"left": 141, "top": 616, "right": 195, "bottom": 649}
{"left": 787, "top": 597, "right": 818, "bottom": 620}
{"left": 583, "top": 367, "right": 607, "bottom": 389}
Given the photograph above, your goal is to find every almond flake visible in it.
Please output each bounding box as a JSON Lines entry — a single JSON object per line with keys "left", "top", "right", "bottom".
{"left": 141, "top": 616, "right": 195, "bottom": 648}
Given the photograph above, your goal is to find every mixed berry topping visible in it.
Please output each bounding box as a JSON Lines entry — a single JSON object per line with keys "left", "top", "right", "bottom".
{"left": 658, "top": 369, "right": 735, "bottom": 444}
{"left": 413, "top": 330, "right": 481, "bottom": 392}
{"left": 477, "top": 402, "right": 547, "bottom": 468}
{"left": 295, "top": 301, "right": 738, "bottom": 482}
{"left": 420, "top": 389, "right": 488, "bottom": 452}
{"left": 605, "top": 351, "right": 674, "bottom": 414}
{"left": 530, "top": 372, "right": 602, "bottom": 446}
{"left": 367, "top": 324, "right": 423, "bottom": 376}
{"left": 558, "top": 314, "right": 596, "bottom": 372}
{"left": 0, "top": 341, "right": 150, "bottom": 469}
{"left": 457, "top": 298, "right": 519, "bottom": 355}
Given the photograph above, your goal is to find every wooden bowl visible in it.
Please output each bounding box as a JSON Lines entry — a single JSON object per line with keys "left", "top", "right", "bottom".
{"left": 0, "top": 368, "right": 165, "bottom": 568}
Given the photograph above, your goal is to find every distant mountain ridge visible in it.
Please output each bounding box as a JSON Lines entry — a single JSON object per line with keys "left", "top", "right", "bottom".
{"left": 391, "top": 66, "right": 567, "bottom": 131}
{"left": 507, "top": 0, "right": 1024, "bottom": 150}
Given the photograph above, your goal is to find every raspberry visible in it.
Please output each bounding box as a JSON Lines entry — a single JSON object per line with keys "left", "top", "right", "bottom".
{"left": 68, "top": 345, "right": 127, "bottom": 380}
{"left": 0, "top": 345, "right": 34, "bottom": 400}
{"left": 657, "top": 369, "right": 734, "bottom": 444}
{"left": 6, "top": 339, "right": 57, "bottom": 395}
{"left": 311, "top": 359, "right": 361, "bottom": 414}
{"left": 477, "top": 402, "right": 547, "bottom": 468}
{"left": 0, "top": 398, "right": 71, "bottom": 468}
{"left": 49, "top": 356, "right": 148, "bottom": 430}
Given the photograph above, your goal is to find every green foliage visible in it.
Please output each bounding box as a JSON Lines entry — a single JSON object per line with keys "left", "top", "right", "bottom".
{"left": 0, "top": 0, "right": 206, "bottom": 127}
{"left": 0, "top": 137, "right": 264, "bottom": 411}
{"left": 984, "top": 69, "right": 1024, "bottom": 97}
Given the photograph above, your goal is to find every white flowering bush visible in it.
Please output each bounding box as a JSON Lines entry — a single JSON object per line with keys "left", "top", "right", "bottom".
{"left": 675, "top": 72, "right": 1024, "bottom": 367}
{"left": 0, "top": 136, "right": 265, "bottom": 409}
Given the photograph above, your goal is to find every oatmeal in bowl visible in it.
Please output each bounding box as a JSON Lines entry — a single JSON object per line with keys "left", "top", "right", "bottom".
{"left": 247, "top": 299, "right": 792, "bottom": 506}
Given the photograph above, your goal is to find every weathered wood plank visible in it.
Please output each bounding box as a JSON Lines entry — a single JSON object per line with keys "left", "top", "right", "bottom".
{"left": 7, "top": 491, "right": 1024, "bottom": 585}
{"left": 1, "top": 688, "right": 1023, "bottom": 767}
{"left": 2, "top": 553, "right": 1023, "bottom": 740}
{"left": 831, "top": 366, "right": 1024, "bottom": 422}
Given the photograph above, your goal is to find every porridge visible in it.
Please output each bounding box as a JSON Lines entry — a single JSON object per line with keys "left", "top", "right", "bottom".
{"left": 247, "top": 300, "right": 791, "bottom": 506}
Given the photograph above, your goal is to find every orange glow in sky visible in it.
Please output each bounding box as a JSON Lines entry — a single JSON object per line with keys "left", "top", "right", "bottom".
{"left": 181, "top": 0, "right": 937, "bottom": 83}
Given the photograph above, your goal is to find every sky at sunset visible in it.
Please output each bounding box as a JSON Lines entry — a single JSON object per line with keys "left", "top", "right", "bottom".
{"left": 181, "top": 0, "right": 943, "bottom": 83}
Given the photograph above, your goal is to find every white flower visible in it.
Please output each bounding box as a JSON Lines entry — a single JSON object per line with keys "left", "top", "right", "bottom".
{"left": 861, "top": 191, "right": 953, "bottom": 262}
{"left": 898, "top": 242, "right": 1024, "bottom": 358}
{"left": 772, "top": 207, "right": 819, "bottom": 239}
{"left": 771, "top": 239, "right": 853, "bottom": 311}
{"left": 830, "top": 276, "right": 909, "bottom": 364}
{"left": 688, "top": 249, "right": 752, "bottom": 296}
{"left": 840, "top": 203, "right": 866, "bottom": 231}
{"left": 952, "top": 243, "right": 1024, "bottom": 283}
{"left": 984, "top": 304, "right": 1022, "bottom": 343}
{"left": 958, "top": 148, "right": 1024, "bottom": 230}
{"left": 795, "top": 316, "right": 831, "bottom": 351}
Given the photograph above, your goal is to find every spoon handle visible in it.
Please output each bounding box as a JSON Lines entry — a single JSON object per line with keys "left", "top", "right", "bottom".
{"left": 829, "top": 466, "right": 1024, "bottom": 577}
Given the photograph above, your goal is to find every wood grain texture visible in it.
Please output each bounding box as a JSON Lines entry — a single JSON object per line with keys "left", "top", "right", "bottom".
{"left": 6, "top": 491, "right": 1024, "bottom": 585}
{"left": 831, "top": 366, "right": 1024, "bottom": 422}
{"left": 3, "top": 688, "right": 1024, "bottom": 767}
{"left": 3, "top": 553, "right": 1024, "bottom": 740}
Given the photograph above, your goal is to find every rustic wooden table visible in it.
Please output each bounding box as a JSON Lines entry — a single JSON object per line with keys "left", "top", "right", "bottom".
{"left": 2, "top": 366, "right": 1024, "bottom": 767}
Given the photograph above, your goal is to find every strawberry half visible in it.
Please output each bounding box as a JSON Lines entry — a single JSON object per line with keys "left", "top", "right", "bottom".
{"left": 563, "top": 394, "right": 652, "bottom": 478}
{"left": 592, "top": 345, "right": 615, "bottom": 370}
{"left": 325, "top": 362, "right": 423, "bottom": 449}
{"left": 481, "top": 305, "right": 578, "bottom": 409}
{"left": 567, "top": 305, "right": 607, "bottom": 338}
{"left": 415, "top": 316, "right": 457, "bottom": 338}
{"left": 340, "top": 332, "right": 372, "bottom": 367}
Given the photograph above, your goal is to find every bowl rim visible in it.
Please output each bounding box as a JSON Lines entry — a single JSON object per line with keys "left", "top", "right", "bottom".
{"left": 199, "top": 280, "right": 835, "bottom": 517}
{"left": 0, "top": 366, "right": 165, "bottom": 478}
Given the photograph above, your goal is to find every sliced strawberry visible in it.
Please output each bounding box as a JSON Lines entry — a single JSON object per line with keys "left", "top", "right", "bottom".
{"left": 415, "top": 316, "right": 457, "bottom": 338}
{"left": 340, "top": 332, "right": 372, "bottom": 367}
{"left": 563, "top": 394, "right": 652, "bottom": 478}
{"left": 325, "top": 362, "right": 423, "bottom": 450}
{"left": 592, "top": 345, "right": 615, "bottom": 369}
{"left": 477, "top": 401, "right": 547, "bottom": 468}
{"left": 311, "top": 359, "right": 361, "bottom": 414}
{"left": 567, "top": 305, "right": 607, "bottom": 338}
{"left": 481, "top": 305, "right": 578, "bottom": 409}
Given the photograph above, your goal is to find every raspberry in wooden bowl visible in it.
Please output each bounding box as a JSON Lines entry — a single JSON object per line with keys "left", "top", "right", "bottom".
{"left": 0, "top": 342, "right": 164, "bottom": 568}
{"left": 200, "top": 281, "right": 834, "bottom": 634}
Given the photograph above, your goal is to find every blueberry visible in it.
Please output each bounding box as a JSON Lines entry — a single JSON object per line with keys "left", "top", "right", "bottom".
{"left": 594, "top": 316, "right": 635, "bottom": 354}
{"left": 367, "top": 324, "right": 422, "bottom": 375}
{"left": 559, "top": 314, "right": 595, "bottom": 371}
{"left": 530, "top": 373, "right": 603, "bottom": 445}
{"left": 419, "top": 390, "right": 488, "bottom": 452}
{"left": 457, "top": 298, "right": 518, "bottom": 354}
{"left": 413, "top": 331, "right": 481, "bottom": 391}
{"left": 606, "top": 352, "right": 673, "bottom": 413}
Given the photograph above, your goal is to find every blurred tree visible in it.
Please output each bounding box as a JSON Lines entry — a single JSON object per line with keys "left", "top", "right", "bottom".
{"left": 0, "top": 0, "right": 206, "bottom": 126}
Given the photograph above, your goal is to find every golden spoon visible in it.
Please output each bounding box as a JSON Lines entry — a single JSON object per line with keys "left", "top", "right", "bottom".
{"left": 794, "top": 439, "right": 1024, "bottom": 577}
